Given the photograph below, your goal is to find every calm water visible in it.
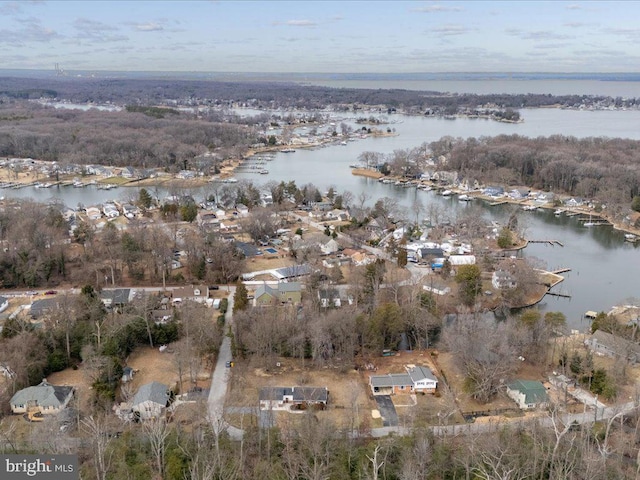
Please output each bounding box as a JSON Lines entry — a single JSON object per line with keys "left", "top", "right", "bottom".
{"left": 4, "top": 107, "right": 640, "bottom": 328}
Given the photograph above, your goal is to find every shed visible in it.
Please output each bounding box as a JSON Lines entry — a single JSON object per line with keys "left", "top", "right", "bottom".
{"left": 506, "top": 380, "right": 548, "bottom": 409}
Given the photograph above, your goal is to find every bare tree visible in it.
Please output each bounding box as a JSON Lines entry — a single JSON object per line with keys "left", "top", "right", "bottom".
{"left": 81, "top": 415, "right": 115, "bottom": 480}
{"left": 142, "top": 416, "right": 171, "bottom": 478}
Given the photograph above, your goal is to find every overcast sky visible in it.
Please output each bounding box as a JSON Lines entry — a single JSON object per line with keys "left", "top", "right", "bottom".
{"left": 1, "top": 1, "right": 638, "bottom": 73}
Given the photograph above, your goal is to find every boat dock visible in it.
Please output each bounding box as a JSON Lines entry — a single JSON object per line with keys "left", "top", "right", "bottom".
{"left": 551, "top": 267, "right": 572, "bottom": 274}
{"left": 529, "top": 240, "right": 564, "bottom": 247}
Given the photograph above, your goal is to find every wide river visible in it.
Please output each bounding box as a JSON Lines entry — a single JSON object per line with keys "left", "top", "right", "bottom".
{"left": 3, "top": 105, "right": 639, "bottom": 329}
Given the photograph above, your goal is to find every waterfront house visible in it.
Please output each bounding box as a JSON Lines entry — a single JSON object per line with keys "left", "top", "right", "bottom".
{"left": 586, "top": 329, "right": 640, "bottom": 364}
{"left": 564, "top": 197, "right": 584, "bottom": 207}
{"left": 509, "top": 188, "right": 530, "bottom": 200}
{"left": 259, "top": 386, "right": 328, "bottom": 411}
{"left": 483, "top": 186, "right": 505, "bottom": 197}
{"left": 10, "top": 380, "right": 74, "bottom": 415}
{"left": 492, "top": 270, "right": 518, "bottom": 289}
{"left": 506, "top": 380, "right": 548, "bottom": 409}
{"left": 369, "top": 365, "right": 438, "bottom": 395}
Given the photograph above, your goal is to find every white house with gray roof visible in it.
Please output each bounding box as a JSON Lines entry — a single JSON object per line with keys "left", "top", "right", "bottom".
{"left": 132, "top": 381, "right": 170, "bottom": 420}
{"left": 369, "top": 365, "right": 438, "bottom": 395}
{"left": 10, "top": 380, "right": 74, "bottom": 415}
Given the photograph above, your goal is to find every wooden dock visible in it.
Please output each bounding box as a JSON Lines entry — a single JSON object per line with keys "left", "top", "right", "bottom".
{"left": 529, "top": 240, "right": 564, "bottom": 247}
{"left": 489, "top": 200, "right": 509, "bottom": 206}
{"left": 551, "top": 268, "right": 571, "bottom": 274}
{"left": 546, "top": 291, "right": 571, "bottom": 299}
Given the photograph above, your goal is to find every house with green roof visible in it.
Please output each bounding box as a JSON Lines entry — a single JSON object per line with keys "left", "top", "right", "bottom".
{"left": 506, "top": 379, "right": 549, "bottom": 410}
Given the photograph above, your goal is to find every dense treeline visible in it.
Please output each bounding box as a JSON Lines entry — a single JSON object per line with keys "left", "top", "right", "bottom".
{"left": 0, "top": 76, "right": 636, "bottom": 111}
{"left": 6, "top": 409, "right": 640, "bottom": 479}
{"left": 433, "top": 134, "right": 640, "bottom": 212}
{"left": 0, "top": 103, "right": 256, "bottom": 168}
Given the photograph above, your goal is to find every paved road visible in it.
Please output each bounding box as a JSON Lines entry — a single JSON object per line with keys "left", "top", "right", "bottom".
{"left": 374, "top": 395, "right": 399, "bottom": 427}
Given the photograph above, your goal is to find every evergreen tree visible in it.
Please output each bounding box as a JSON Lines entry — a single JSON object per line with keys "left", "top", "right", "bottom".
{"left": 234, "top": 283, "right": 249, "bottom": 311}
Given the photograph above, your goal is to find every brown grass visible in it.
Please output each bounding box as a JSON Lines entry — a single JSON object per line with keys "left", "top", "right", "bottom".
{"left": 226, "top": 357, "right": 376, "bottom": 430}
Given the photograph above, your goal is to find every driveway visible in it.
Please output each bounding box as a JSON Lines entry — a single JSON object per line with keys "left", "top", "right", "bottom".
{"left": 374, "top": 395, "right": 399, "bottom": 427}
{"left": 206, "top": 287, "right": 244, "bottom": 439}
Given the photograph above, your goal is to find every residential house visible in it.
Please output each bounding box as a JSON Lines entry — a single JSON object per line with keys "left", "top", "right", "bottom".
{"left": 325, "top": 209, "right": 350, "bottom": 222}
{"left": 253, "top": 282, "right": 302, "bottom": 306}
{"left": 85, "top": 206, "right": 102, "bottom": 220}
{"left": 172, "top": 285, "right": 210, "bottom": 304}
{"left": 369, "top": 365, "right": 438, "bottom": 395}
{"left": 10, "top": 380, "right": 74, "bottom": 415}
{"left": 102, "top": 203, "right": 120, "bottom": 218}
{"left": 101, "top": 289, "right": 132, "bottom": 309}
{"left": 536, "top": 192, "right": 555, "bottom": 204}
{"left": 131, "top": 382, "right": 170, "bottom": 420}
{"left": 483, "top": 186, "right": 505, "bottom": 197}
{"left": 259, "top": 386, "right": 328, "bottom": 411}
{"left": 509, "top": 188, "right": 530, "bottom": 200}
{"left": 585, "top": 329, "right": 640, "bottom": 364}
{"left": 417, "top": 247, "right": 444, "bottom": 264}
{"left": 30, "top": 297, "right": 62, "bottom": 319}
{"left": 122, "top": 204, "right": 139, "bottom": 219}
{"left": 318, "top": 288, "right": 342, "bottom": 308}
{"left": 236, "top": 242, "right": 261, "bottom": 258}
{"left": 121, "top": 166, "right": 136, "bottom": 179}
{"left": 492, "top": 270, "right": 518, "bottom": 289}
{"left": 564, "top": 197, "right": 584, "bottom": 207}
{"left": 320, "top": 238, "right": 340, "bottom": 255}
{"left": 506, "top": 380, "right": 549, "bottom": 409}
{"left": 236, "top": 204, "right": 250, "bottom": 217}
{"left": 197, "top": 212, "right": 219, "bottom": 229}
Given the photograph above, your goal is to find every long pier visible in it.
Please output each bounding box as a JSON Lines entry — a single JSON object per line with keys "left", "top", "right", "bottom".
{"left": 546, "top": 291, "right": 571, "bottom": 299}
{"left": 551, "top": 268, "right": 571, "bottom": 274}
{"left": 528, "top": 240, "right": 564, "bottom": 247}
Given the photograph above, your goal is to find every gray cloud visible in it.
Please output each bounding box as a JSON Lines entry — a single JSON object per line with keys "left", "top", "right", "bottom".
{"left": 133, "top": 22, "right": 164, "bottom": 32}
{"left": 74, "top": 18, "right": 118, "bottom": 32}
{"left": 565, "top": 3, "right": 583, "bottom": 9}
{"left": 285, "top": 19, "right": 317, "bottom": 27}
{"left": 411, "top": 4, "right": 463, "bottom": 13}
{"left": 506, "top": 28, "right": 572, "bottom": 41}
{"left": 532, "top": 43, "right": 571, "bottom": 50}
{"left": 0, "top": 2, "right": 21, "bottom": 15}
{"left": 431, "top": 24, "right": 470, "bottom": 36}
{"left": 0, "top": 17, "right": 59, "bottom": 45}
